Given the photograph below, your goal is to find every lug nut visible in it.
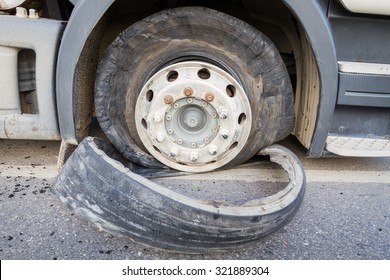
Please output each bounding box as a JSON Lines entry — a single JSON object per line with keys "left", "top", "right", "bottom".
{"left": 16, "top": 7, "right": 28, "bottom": 18}
{"left": 221, "top": 129, "right": 230, "bottom": 140}
{"left": 156, "top": 133, "right": 166, "bottom": 142}
{"left": 154, "top": 112, "right": 163, "bottom": 123}
{"left": 166, "top": 115, "right": 172, "bottom": 121}
{"left": 191, "top": 142, "right": 197, "bottom": 148}
{"left": 205, "top": 93, "right": 214, "bottom": 102}
{"left": 190, "top": 152, "right": 199, "bottom": 162}
{"left": 167, "top": 129, "right": 174, "bottom": 135}
{"left": 184, "top": 87, "right": 193, "bottom": 97}
{"left": 29, "top": 9, "right": 40, "bottom": 19}
{"left": 187, "top": 98, "right": 193, "bottom": 104}
{"left": 170, "top": 148, "right": 179, "bottom": 158}
{"left": 164, "top": 95, "right": 174, "bottom": 104}
{"left": 177, "top": 139, "right": 183, "bottom": 145}
{"left": 209, "top": 145, "right": 218, "bottom": 156}
{"left": 219, "top": 108, "right": 229, "bottom": 119}
{"left": 204, "top": 138, "right": 210, "bottom": 144}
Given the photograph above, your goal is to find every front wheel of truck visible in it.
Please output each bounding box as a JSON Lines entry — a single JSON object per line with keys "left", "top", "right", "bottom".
{"left": 95, "top": 7, "right": 294, "bottom": 172}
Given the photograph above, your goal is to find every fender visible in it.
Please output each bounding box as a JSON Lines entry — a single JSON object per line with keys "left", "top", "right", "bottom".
{"left": 283, "top": 0, "right": 338, "bottom": 157}
{"left": 56, "top": 0, "right": 114, "bottom": 144}
{"left": 57, "top": 0, "right": 338, "bottom": 157}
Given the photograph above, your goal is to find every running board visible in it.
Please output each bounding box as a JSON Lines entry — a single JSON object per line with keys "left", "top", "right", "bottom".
{"left": 326, "top": 136, "right": 390, "bottom": 157}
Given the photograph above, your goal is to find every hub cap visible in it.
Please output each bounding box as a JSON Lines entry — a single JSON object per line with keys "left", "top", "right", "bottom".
{"left": 135, "top": 61, "right": 252, "bottom": 172}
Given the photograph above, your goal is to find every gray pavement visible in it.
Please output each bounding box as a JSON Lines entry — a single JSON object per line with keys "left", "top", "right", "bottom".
{"left": 0, "top": 137, "right": 389, "bottom": 260}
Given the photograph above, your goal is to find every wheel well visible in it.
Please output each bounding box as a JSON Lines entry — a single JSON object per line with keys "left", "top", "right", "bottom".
{"left": 73, "top": 0, "right": 320, "bottom": 149}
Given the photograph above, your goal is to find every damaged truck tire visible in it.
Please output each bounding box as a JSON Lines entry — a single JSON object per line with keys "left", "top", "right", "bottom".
{"left": 95, "top": 7, "right": 294, "bottom": 172}
{"left": 53, "top": 137, "right": 305, "bottom": 253}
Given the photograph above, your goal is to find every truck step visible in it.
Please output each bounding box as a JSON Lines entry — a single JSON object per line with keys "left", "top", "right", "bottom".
{"left": 326, "top": 136, "right": 390, "bottom": 157}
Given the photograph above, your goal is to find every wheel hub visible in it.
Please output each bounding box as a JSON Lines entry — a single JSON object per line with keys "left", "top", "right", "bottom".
{"left": 166, "top": 98, "right": 219, "bottom": 149}
{"left": 135, "top": 61, "right": 252, "bottom": 172}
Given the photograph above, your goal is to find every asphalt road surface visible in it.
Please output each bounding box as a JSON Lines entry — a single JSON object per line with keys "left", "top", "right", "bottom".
{"left": 0, "top": 137, "right": 389, "bottom": 260}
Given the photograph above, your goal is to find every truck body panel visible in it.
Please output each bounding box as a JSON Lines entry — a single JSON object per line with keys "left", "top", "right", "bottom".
{"left": 0, "top": 0, "right": 389, "bottom": 157}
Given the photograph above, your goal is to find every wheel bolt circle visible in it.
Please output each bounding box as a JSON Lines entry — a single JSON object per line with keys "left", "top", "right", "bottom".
{"left": 190, "top": 152, "right": 199, "bottom": 162}
{"left": 184, "top": 87, "right": 193, "bottom": 96}
{"left": 154, "top": 112, "right": 163, "bottom": 123}
{"left": 209, "top": 145, "right": 218, "bottom": 156}
{"left": 219, "top": 108, "right": 229, "bottom": 119}
{"left": 221, "top": 129, "right": 230, "bottom": 139}
{"left": 170, "top": 148, "right": 179, "bottom": 158}
{"left": 164, "top": 95, "right": 174, "bottom": 104}
{"left": 205, "top": 93, "right": 214, "bottom": 102}
{"left": 156, "top": 133, "right": 166, "bottom": 142}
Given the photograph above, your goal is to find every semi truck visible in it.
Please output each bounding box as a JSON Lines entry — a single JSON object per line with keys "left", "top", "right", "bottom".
{"left": 1, "top": 0, "right": 389, "bottom": 252}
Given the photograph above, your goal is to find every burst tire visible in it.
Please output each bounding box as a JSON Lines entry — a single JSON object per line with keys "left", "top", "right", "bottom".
{"left": 53, "top": 137, "right": 305, "bottom": 253}
{"left": 95, "top": 7, "right": 294, "bottom": 171}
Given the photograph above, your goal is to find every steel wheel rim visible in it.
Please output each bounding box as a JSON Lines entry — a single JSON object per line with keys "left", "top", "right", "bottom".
{"left": 135, "top": 61, "right": 252, "bottom": 172}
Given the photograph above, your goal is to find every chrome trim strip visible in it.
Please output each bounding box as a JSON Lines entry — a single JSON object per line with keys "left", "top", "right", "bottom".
{"left": 339, "top": 0, "right": 390, "bottom": 16}
{"left": 338, "top": 61, "right": 390, "bottom": 76}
